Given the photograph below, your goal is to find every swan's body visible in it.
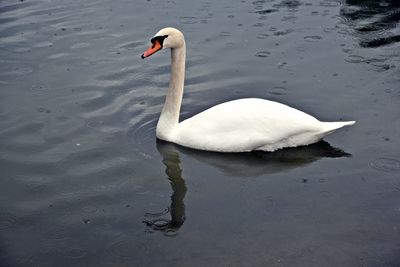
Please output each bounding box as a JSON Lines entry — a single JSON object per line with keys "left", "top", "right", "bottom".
{"left": 142, "top": 27, "right": 355, "bottom": 153}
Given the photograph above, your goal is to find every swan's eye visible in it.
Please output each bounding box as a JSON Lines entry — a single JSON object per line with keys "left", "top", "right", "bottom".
{"left": 150, "top": 35, "right": 168, "bottom": 47}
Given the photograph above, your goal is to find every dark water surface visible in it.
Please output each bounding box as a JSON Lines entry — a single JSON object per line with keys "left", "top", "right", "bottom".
{"left": 1, "top": 0, "right": 400, "bottom": 266}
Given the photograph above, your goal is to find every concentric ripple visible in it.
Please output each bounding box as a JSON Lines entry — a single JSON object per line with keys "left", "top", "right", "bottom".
{"left": 127, "top": 114, "right": 159, "bottom": 159}
{"left": 370, "top": 158, "right": 400, "bottom": 172}
{"left": 0, "top": 213, "right": 19, "bottom": 231}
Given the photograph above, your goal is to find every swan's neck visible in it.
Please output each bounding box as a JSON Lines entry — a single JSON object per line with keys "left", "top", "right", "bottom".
{"left": 156, "top": 44, "right": 186, "bottom": 140}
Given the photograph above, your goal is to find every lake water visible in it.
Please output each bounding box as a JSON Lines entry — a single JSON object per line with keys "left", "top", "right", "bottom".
{"left": 1, "top": 0, "right": 400, "bottom": 266}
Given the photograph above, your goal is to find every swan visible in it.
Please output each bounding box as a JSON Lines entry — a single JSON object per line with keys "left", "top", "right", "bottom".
{"left": 141, "top": 27, "right": 355, "bottom": 153}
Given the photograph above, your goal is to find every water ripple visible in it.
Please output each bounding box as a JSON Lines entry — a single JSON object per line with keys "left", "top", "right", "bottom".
{"left": 255, "top": 9, "right": 278, "bottom": 15}
{"left": 67, "top": 248, "right": 86, "bottom": 259}
{"left": 0, "top": 212, "right": 18, "bottom": 231}
{"left": 370, "top": 158, "right": 400, "bottom": 172}
{"left": 255, "top": 51, "right": 271, "bottom": 58}
{"left": 46, "top": 225, "right": 70, "bottom": 241}
{"left": 304, "top": 35, "right": 323, "bottom": 42}
{"left": 179, "top": 16, "right": 199, "bottom": 24}
{"left": 269, "top": 86, "right": 288, "bottom": 95}
{"left": 256, "top": 33, "right": 270, "bottom": 39}
{"left": 106, "top": 239, "right": 148, "bottom": 260}
{"left": 127, "top": 115, "right": 159, "bottom": 159}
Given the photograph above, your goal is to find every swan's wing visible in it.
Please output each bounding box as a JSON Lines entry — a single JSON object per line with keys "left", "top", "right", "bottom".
{"left": 175, "top": 98, "right": 323, "bottom": 152}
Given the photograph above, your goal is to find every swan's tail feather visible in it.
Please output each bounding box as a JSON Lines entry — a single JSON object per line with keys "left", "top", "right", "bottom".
{"left": 321, "top": 121, "right": 356, "bottom": 135}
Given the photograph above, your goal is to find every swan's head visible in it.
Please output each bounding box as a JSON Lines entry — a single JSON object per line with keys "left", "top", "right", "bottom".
{"left": 141, "top": 27, "right": 185, "bottom": 59}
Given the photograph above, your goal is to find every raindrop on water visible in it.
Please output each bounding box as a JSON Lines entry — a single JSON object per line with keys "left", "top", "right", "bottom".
{"left": 370, "top": 158, "right": 400, "bottom": 172}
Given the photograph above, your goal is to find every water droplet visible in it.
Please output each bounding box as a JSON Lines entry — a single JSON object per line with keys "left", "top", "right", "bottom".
{"left": 255, "top": 9, "right": 278, "bottom": 14}
{"left": 253, "top": 22, "right": 264, "bottom": 27}
{"left": 67, "top": 248, "right": 86, "bottom": 259}
{"left": 255, "top": 51, "right": 271, "bottom": 58}
{"left": 85, "top": 120, "right": 103, "bottom": 128}
{"left": 256, "top": 33, "right": 269, "bottom": 39}
{"left": 274, "top": 29, "right": 292, "bottom": 36}
{"left": 145, "top": 208, "right": 170, "bottom": 218}
{"left": 107, "top": 240, "right": 147, "bottom": 259}
{"left": 219, "top": 31, "right": 231, "bottom": 37}
{"left": 103, "top": 130, "right": 124, "bottom": 143}
{"left": 304, "top": 35, "right": 322, "bottom": 42}
{"left": 13, "top": 46, "right": 31, "bottom": 53}
{"left": 48, "top": 52, "right": 69, "bottom": 59}
{"left": 7, "top": 66, "right": 34, "bottom": 76}
{"left": 81, "top": 205, "right": 98, "bottom": 213}
{"left": 34, "top": 42, "right": 53, "bottom": 48}
{"left": 269, "top": 86, "right": 287, "bottom": 95}
{"left": 164, "top": 229, "right": 178, "bottom": 237}
{"left": 26, "top": 181, "right": 47, "bottom": 193}
{"left": 71, "top": 42, "right": 90, "bottom": 49}
{"left": 179, "top": 16, "right": 198, "bottom": 24}
{"left": 30, "top": 84, "right": 50, "bottom": 95}
{"left": 345, "top": 55, "right": 364, "bottom": 64}
{"left": 277, "top": 62, "right": 287, "bottom": 69}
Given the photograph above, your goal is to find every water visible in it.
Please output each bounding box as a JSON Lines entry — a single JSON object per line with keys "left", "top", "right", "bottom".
{"left": 1, "top": 0, "right": 399, "bottom": 266}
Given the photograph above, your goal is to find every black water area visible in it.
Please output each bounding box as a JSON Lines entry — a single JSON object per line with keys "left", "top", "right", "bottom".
{"left": 1, "top": 0, "right": 399, "bottom": 266}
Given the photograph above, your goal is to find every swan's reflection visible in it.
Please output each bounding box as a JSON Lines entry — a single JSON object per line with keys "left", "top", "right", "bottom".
{"left": 143, "top": 140, "right": 350, "bottom": 234}
{"left": 160, "top": 140, "right": 351, "bottom": 177}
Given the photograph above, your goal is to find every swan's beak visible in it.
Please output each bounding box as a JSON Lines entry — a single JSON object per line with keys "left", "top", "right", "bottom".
{"left": 141, "top": 40, "right": 162, "bottom": 59}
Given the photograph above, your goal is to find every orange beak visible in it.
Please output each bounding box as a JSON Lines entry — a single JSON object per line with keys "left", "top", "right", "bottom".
{"left": 141, "top": 40, "right": 162, "bottom": 59}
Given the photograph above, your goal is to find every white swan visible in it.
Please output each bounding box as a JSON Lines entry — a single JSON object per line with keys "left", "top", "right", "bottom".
{"left": 141, "top": 27, "right": 355, "bottom": 153}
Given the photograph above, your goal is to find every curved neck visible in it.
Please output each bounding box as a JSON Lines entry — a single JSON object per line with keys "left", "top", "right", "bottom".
{"left": 157, "top": 44, "right": 186, "bottom": 140}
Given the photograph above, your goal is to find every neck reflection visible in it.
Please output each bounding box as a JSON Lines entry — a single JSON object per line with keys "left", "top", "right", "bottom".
{"left": 143, "top": 141, "right": 187, "bottom": 235}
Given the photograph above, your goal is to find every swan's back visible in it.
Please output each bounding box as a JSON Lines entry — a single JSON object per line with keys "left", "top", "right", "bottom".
{"left": 171, "top": 98, "right": 353, "bottom": 152}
